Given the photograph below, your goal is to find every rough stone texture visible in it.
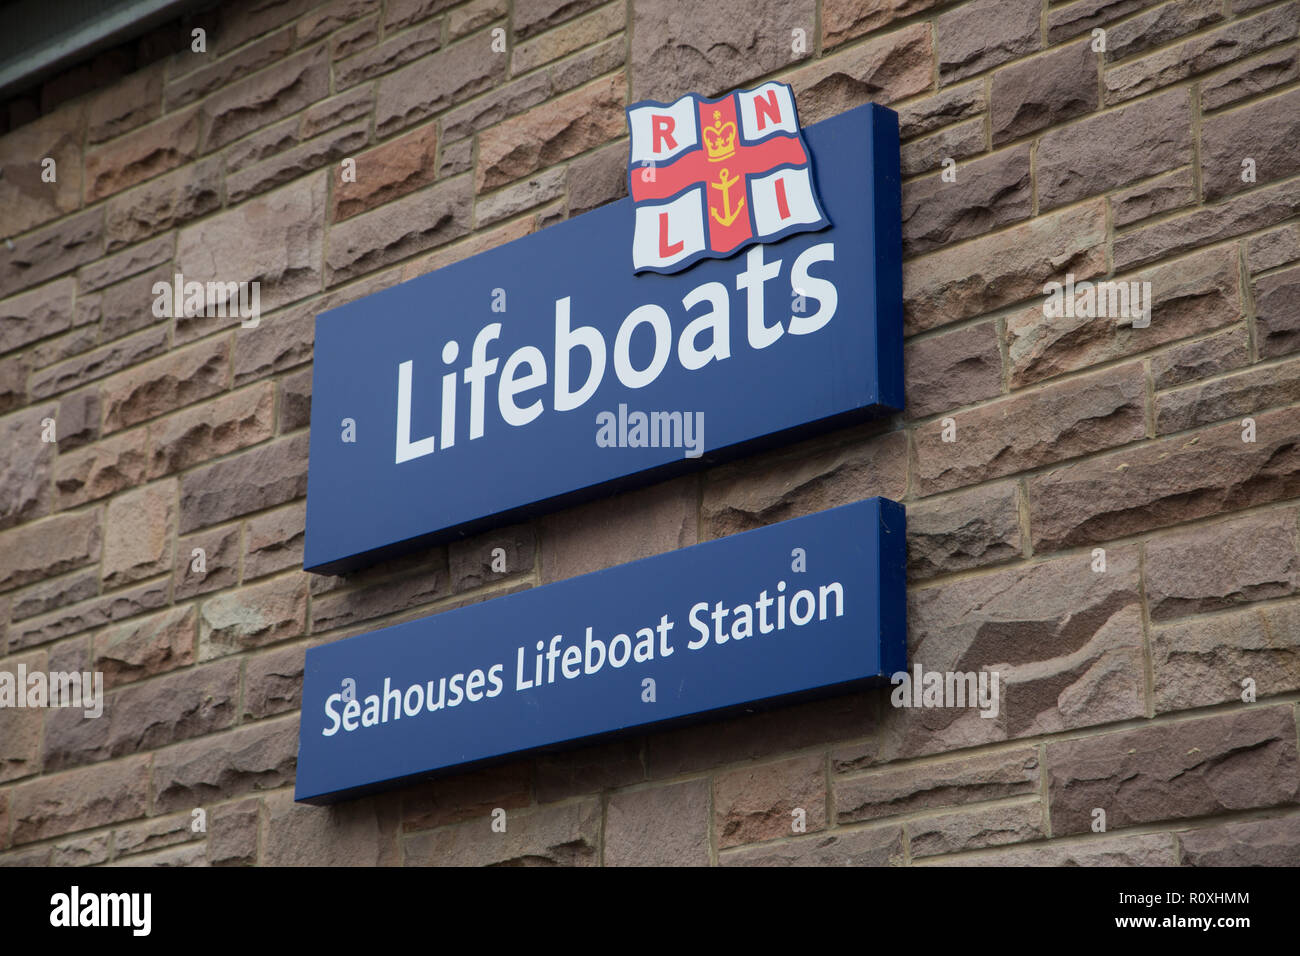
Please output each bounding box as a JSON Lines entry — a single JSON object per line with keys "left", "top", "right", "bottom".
{"left": 1151, "top": 598, "right": 1300, "bottom": 711}
{"left": 904, "top": 321, "right": 1002, "bottom": 419}
{"left": 1255, "top": 263, "right": 1300, "bottom": 359}
{"left": 93, "top": 605, "right": 196, "bottom": 689}
{"left": 1104, "top": 0, "right": 1224, "bottom": 62}
{"left": 200, "top": 45, "right": 329, "bottom": 151}
{"left": 0, "top": 405, "right": 54, "bottom": 530}
{"left": 176, "top": 174, "right": 326, "bottom": 315}
{"left": 53, "top": 429, "right": 148, "bottom": 510}
{"left": 374, "top": 35, "right": 507, "bottom": 138}
{"left": 44, "top": 658, "right": 240, "bottom": 771}
{"left": 786, "top": 23, "right": 933, "bottom": 125}
{"left": 326, "top": 176, "right": 473, "bottom": 283}
{"left": 100, "top": 337, "right": 229, "bottom": 436}
{"left": 1115, "top": 176, "right": 1300, "bottom": 273}
{"left": 8, "top": 580, "right": 167, "bottom": 653}
{"left": 244, "top": 643, "right": 306, "bottom": 718}
{"left": 227, "top": 120, "right": 369, "bottom": 206}
{"left": 0, "top": 279, "right": 76, "bottom": 356}
{"left": 309, "top": 563, "right": 447, "bottom": 633}
{"left": 400, "top": 762, "right": 532, "bottom": 831}
{"left": 900, "top": 116, "right": 987, "bottom": 177}
{"left": 904, "top": 200, "right": 1108, "bottom": 335}
{"left": 1047, "top": 706, "right": 1300, "bottom": 834}
{"left": 902, "top": 146, "right": 1032, "bottom": 256}
{"left": 476, "top": 168, "right": 567, "bottom": 226}
{"left": 1039, "top": 88, "right": 1191, "bottom": 211}
{"left": 104, "top": 158, "right": 222, "bottom": 251}
{"left": 542, "top": 476, "right": 698, "bottom": 582}
{"left": 1104, "top": 5, "right": 1299, "bottom": 102}
{"left": 702, "top": 429, "right": 908, "bottom": 540}
{"left": 102, "top": 480, "right": 176, "bottom": 588}
{"left": 335, "top": 18, "right": 442, "bottom": 88}
{"left": 55, "top": 388, "right": 100, "bottom": 453}
{"left": 714, "top": 755, "right": 827, "bottom": 849}
{"left": 878, "top": 546, "right": 1145, "bottom": 759}
{"left": 199, "top": 574, "right": 309, "bottom": 660}
{"left": 1156, "top": 355, "right": 1300, "bottom": 434}
{"left": 0, "top": 210, "right": 104, "bottom": 297}
{"left": 148, "top": 384, "right": 275, "bottom": 478}
{"left": 10, "top": 755, "right": 150, "bottom": 843}
{"left": 0, "top": 510, "right": 101, "bottom": 594}
{"left": 1028, "top": 406, "right": 1300, "bottom": 551}
{"left": 262, "top": 788, "right": 398, "bottom": 865}
{"left": 1247, "top": 224, "right": 1300, "bottom": 274}
{"left": 9, "top": 570, "right": 98, "bottom": 623}
{"left": 906, "top": 481, "right": 1023, "bottom": 580}
{"left": 449, "top": 523, "right": 535, "bottom": 591}
{"left": 168, "top": 28, "right": 296, "bottom": 108}
{"left": 179, "top": 433, "right": 311, "bottom": 533}
{"left": 721, "top": 825, "right": 906, "bottom": 866}
{"left": 605, "top": 779, "right": 711, "bottom": 866}
{"left": 513, "top": 2, "right": 622, "bottom": 74}
{"left": 629, "top": 0, "right": 814, "bottom": 102}
{"left": 50, "top": 833, "right": 112, "bottom": 867}
{"left": 32, "top": 328, "right": 170, "bottom": 401}
{"left": 332, "top": 123, "right": 437, "bottom": 221}
{"left": 915, "top": 363, "right": 1147, "bottom": 495}
{"left": 824, "top": 0, "right": 938, "bottom": 48}
{"left": 478, "top": 73, "right": 626, "bottom": 192}
{"left": 534, "top": 739, "right": 644, "bottom": 803}
{"left": 1178, "top": 815, "right": 1300, "bottom": 866}
{"left": 1150, "top": 326, "right": 1250, "bottom": 390}
{"left": 208, "top": 798, "right": 260, "bottom": 865}
{"left": 114, "top": 812, "right": 203, "bottom": 859}
{"left": 244, "top": 503, "right": 307, "bottom": 581}
{"left": 0, "top": 649, "right": 45, "bottom": 782}
{"left": 1201, "top": 87, "right": 1300, "bottom": 201}
{"left": 0, "top": 104, "right": 85, "bottom": 236}
{"left": 1005, "top": 246, "right": 1241, "bottom": 389}
{"left": 991, "top": 40, "right": 1097, "bottom": 144}
{"left": 1146, "top": 508, "right": 1299, "bottom": 621}
{"left": 941, "top": 832, "right": 1179, "bottom": 866}
{"left": 836, "top": 748, "right": 1039, "bottom": 822}
{"left": 937, "top": 0, "right": 1039, "bottom": 82}
{"left": 83, "top": 108, "right": 200, "bottom": 202}
{"left": 908, "top": 801, "right": 1046, "bottom": 857}
{"left": 402, "top": 218, "right": 533, "bottom": 279}
{"left": 1201, "top": 45, "right": 1300, "bottom": 112}
{"left": 898, "top": 80, "right": 985, "bottom": 140}
{"left": 1110, "top": 167, "right": 1195, "bottom": 227}
{"left": 151, "top": 717, "right": 299, "bottom": 813}
{"left": 404, "top": 798, "right": 601, "bottom": 866}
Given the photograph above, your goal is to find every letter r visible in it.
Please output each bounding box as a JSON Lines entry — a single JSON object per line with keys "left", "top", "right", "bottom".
{"left": 652, "top": 115, "right": 677, "bottom": 154}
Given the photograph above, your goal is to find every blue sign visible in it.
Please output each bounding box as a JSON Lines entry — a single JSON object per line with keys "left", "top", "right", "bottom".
{"left": 305, "top": 102, "right": 902, "bottom": 574}
{"left": 295, "top": 497, "right": 906, "bottom": 803}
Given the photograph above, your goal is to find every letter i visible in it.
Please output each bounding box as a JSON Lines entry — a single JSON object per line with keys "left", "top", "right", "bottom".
{"left": 534, "top": 640, "right": 544, "bottom": 687}
{"left": 441, "top": 341, "right": 459, "bottom": 449}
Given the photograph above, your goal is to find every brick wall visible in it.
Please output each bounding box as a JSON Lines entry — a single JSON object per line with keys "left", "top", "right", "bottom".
{"left": 1, "top": 0, "right": 1298, "bottom": 866}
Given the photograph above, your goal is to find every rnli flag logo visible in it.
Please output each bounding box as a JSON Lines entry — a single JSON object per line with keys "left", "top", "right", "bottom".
{"left": 626, "top": 82, "right": 830, "bottom": 275}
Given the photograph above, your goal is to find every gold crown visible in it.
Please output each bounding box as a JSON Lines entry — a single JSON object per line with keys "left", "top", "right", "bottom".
{"left": 703, "top": 110, "right": 737, "bottom": 162}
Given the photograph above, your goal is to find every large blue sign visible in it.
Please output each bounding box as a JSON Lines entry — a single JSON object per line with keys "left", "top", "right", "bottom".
{"left": 295, "top": 497, "right": 906, "bottom": 803}
{"left": 305, "top": 102, "right": 901, "bottom": 574}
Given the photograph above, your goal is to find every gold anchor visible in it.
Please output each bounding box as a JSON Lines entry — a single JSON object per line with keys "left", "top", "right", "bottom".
{"left": 709, "top": 167, "right": 745, "bottom": 227}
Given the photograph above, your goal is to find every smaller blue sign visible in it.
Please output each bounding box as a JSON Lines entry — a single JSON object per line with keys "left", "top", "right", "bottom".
{"left": 295, "top": 498, "right": 906, "bottom": 804}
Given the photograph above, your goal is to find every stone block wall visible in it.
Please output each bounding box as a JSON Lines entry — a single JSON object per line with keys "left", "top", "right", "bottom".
{"left": 0, "top": 0, "right": 1297, "bottom": 865}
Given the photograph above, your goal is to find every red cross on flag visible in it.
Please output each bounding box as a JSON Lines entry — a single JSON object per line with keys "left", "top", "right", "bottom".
{"left": 626, "top": 82, "right": 830, "bottom": 274}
